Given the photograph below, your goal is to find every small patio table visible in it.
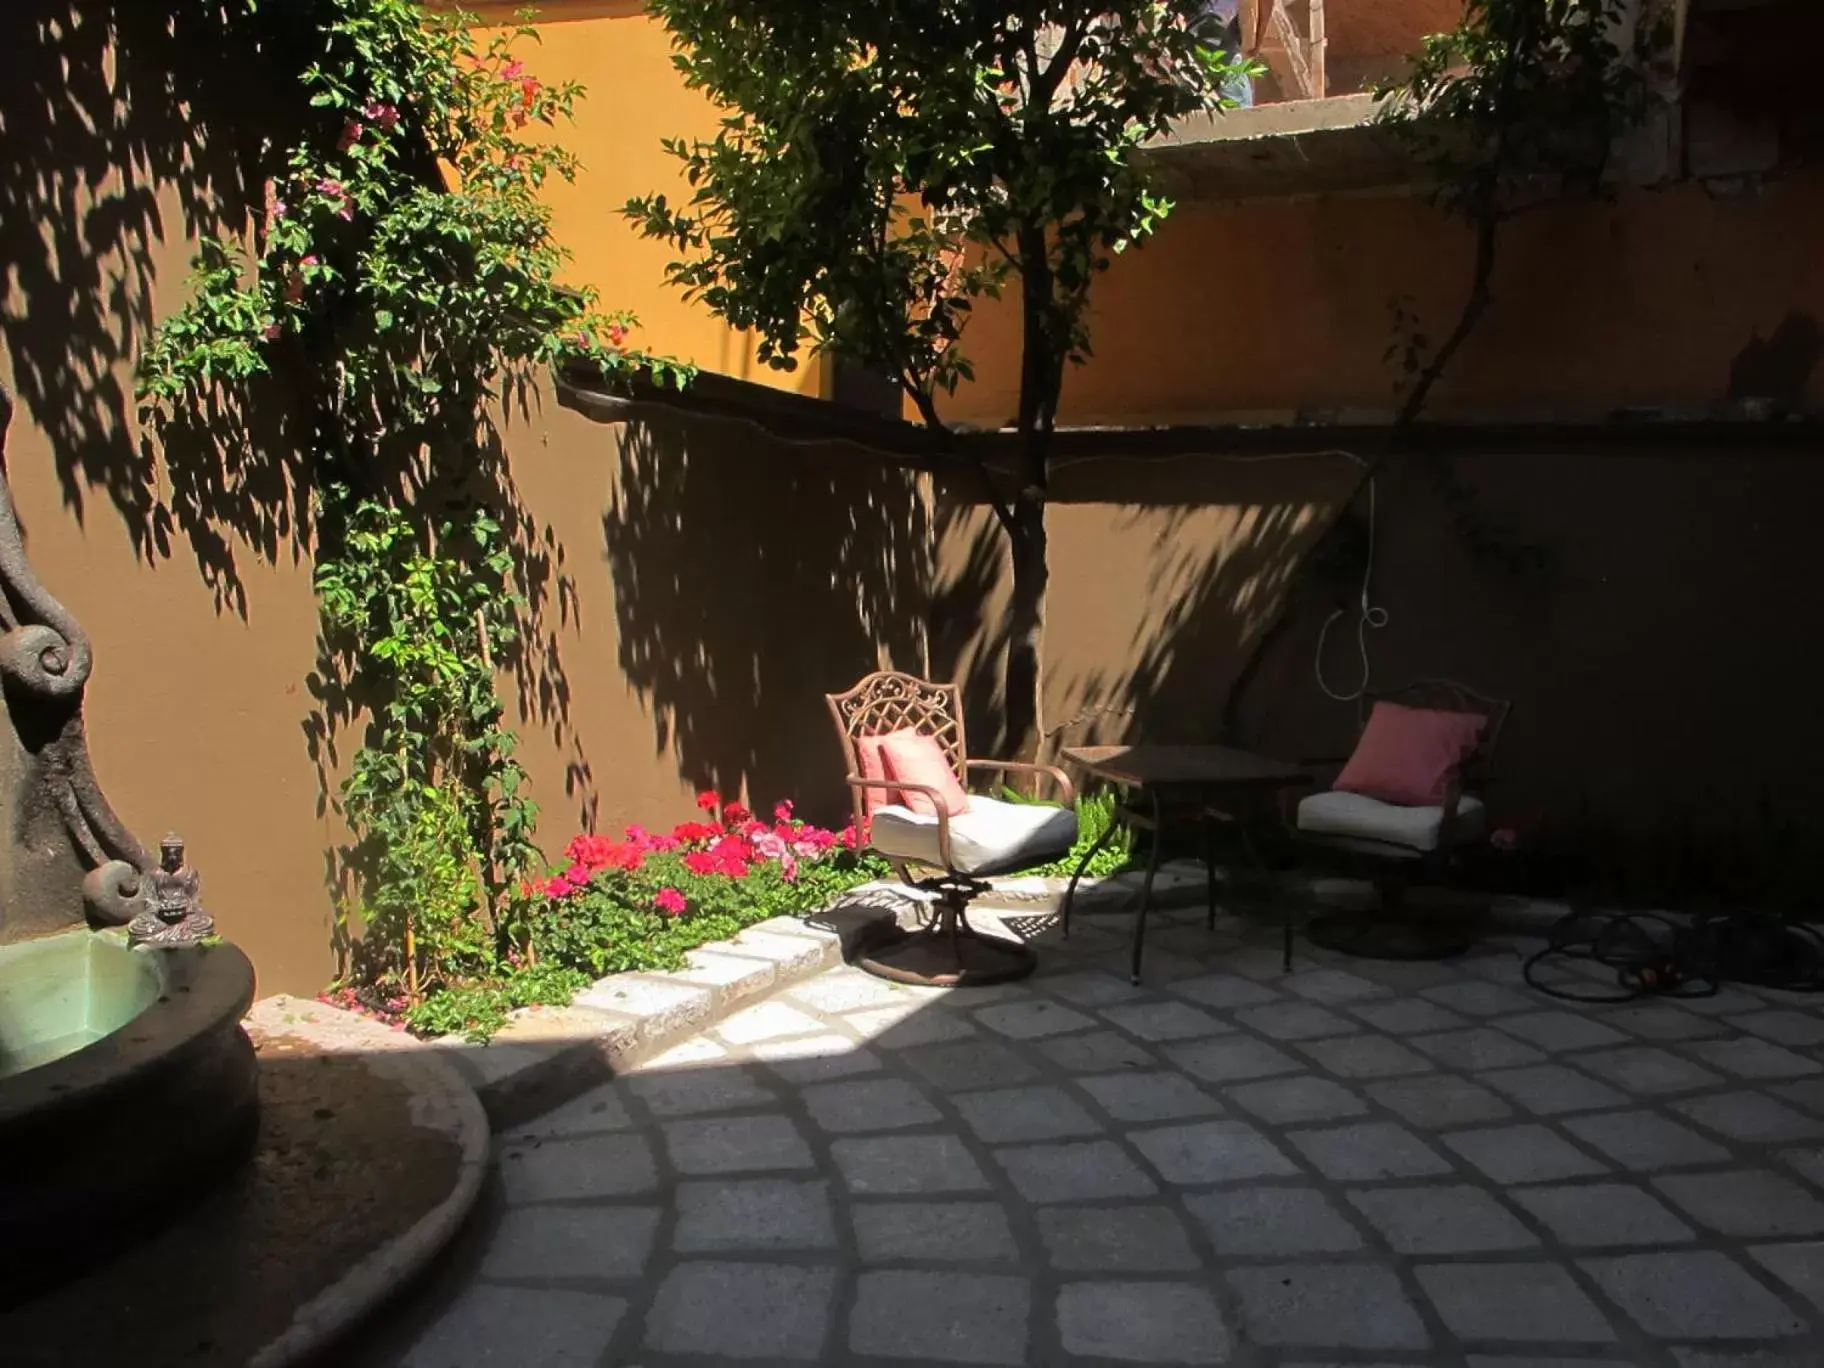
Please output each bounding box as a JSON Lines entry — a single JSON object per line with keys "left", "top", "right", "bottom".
{"left": 1061, "top": 744, "right": 1312, "bottom": 983}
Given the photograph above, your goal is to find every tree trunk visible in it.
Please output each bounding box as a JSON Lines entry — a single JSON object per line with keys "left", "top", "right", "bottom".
{"left": 1006, "top": 224, "right": 1060, "bottom": 762}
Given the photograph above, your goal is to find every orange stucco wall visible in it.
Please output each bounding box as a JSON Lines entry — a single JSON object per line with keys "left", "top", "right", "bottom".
{"left": 472, "top": 2, "right": 824, "bottom": 395}
{"left": 939, "top": 174, "right": 1824, "bottom": 428}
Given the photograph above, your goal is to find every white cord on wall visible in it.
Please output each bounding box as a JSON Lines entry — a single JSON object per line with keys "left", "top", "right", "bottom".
{"left": 1314, "top": 472, "right": 1388, "bottom": 702}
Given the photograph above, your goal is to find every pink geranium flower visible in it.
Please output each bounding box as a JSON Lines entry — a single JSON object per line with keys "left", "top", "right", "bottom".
{"left": 654, "top": 887, "right": 687, "bottom": 916}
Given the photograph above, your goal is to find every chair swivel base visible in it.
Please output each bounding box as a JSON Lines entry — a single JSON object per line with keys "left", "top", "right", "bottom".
{"left": 851, "top": 901, "right": 1036, "bottom": 988}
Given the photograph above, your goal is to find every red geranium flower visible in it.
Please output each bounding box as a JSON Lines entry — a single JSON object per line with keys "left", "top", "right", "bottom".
{"left": 696, "top": 791, "right": 721, "bottom": 813}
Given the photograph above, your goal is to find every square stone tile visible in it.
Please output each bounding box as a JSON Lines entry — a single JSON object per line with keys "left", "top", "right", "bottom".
{"left": 1351, "top": 958, "right": 1464, "bottom": 991}
{"left": 850, "top": 1271, "right": 1030, "bottom": 1364}
{"left": 501, "top": 1083, "right": 633, "bottom": 1140}
{"left": 749, "top": 1032, "right": 882, "bottom": 1083}
{"left": 1416, "top": 1262, "right": 1616, "bottom": 1343}
{"left": 1129, "top": 1119, "right": 1299, "bottom": 1185}
{"left": 1772, "top": 1079, "right": 1824, "bottom": 1117}
{"left": 648, "top": 1262, "right": 836, "bottom": 1359}
{"left": 1749, "top": 1241, "right": 1824, "bottom": 1313}
{"left": 482, "top": 1205, "right": 661, "bottom": 1280}
{"left": 1494, "top": 1010, "right": 1630, "bottom": 1053}
{"left": 1295, "top": 1033, "right": 1434, "bottom": 1079}
{"left": 1575, "top": 1047, "right": 1725, "bottom": 1095}
{"left": 846, "top": 1003, "right": 979, "bottom": 1048}
{"left": 1408, "top": 1027, "right": 1547, "bottom": 1071}
{"left": 832, "top": 1134, "right": 990, "bottom": 1194}
{"left": 1684, "top": 1037, "right": 1824, "bottom": 1080}
{"left": 1604, "top": 1004, "right": 1730, "bottom": 1042}
{"left": 1677, "top": 985, "right": 1783, "bottom": 1016}
{"left": 974, "top": 999, "right": 1094, "bottom": 1039}
{"left": 1285, "top": 1121, "right": 1454, "bottom": 1181}
{"left": 1226, "top": 1263, "right": 1429, "bottom": 1350}
{"left": 1348, "top": 997, "right": 1473, "bottom": 1034}
{"left": 713, "top": 1000, "right": 826, "bottom": 1046}
{"left": 1043, "top": 970, "right": 1149, "bottom": 1006}
{"left": 1580, "top": 1251, "right": 1809, "bottom": 1339}
{"left": 1225, "top": 1074, "right": 1369, "bottom": 1125}
{"left": 625, "top": 1066, "right": 775, "bottom": 1118}
{"left": 786, "top": 970, "right": 929, "bottom": 1014}
{"left": 662, "top": 1114, "right": 814, "bottom": 1174}
{"left": 1169, "top": 1035, "right": 1303, "bottom": 1084}
{"left": 1099, "top": 999, "right": 1232, "bottom": 1042}
{"left": 1476, "top": 1063, "right": 1629, "bottom": 1116}
{"left": 1036, "top": 1030, "right": 1159, "bottom": 1074}
{"left": 955, "top": 1085, "right": 1104, "bottom": 1143}
{"left": 1365, "top": 1075, "right": 1514, "bottom": 1128}
{"left": 802, "top": 1077, "right": 943, "bottom": 1134}
{"left": 1562, "top": 1109, "right": 1732, "bottom": 1169}
{"left": 1421, "top": 981, "right": 1540, "bottom": 1017}
{"left": 1185, "top": 1184, "right": 1364, "bottom": 1255}
{"left": 1347, "top": 1184, "right": 1540, "bottom": 1253}
{"left": 852, "top": 1201, "right": 1018, "bottom": 1264}
{"left": 1056, "top": 1282, "right": 1232, "bottom": 1363}
{"left": 1672, "top": 1090, "right": 1824, "bottom": 1144}
{"left": 1507, "top": 1182, "right": 1695, "bottom": 1247}
{"left": 399, "top": 1285, "right": 626, "bottom": 1368}
{"left": 498, "top": 1134, "right": 657, "bottom": 1202}
{"left": 1440, "top": 1123, "right": 1609, "bottom": 1184}
{"left": 1037, "top": 1205, "right": 1202, "bottom": 1271}
{"left": 1235, "top": 1001, "right": 1359, "bottom": 1041}
{"left": 1170, "top": 972, "right": 1283, "bottom": 1009}
{"left": 1281, "top": 967, "right": 1389, "bottom": 1003}
{"left": 994, "top": 1139, "right": 1159, "bottom": 1201}
{"left": 1782, "top": 1145, "right": 1824, "bottom": 1190}
{"left": 673, "top": 1178, "right": 836, "bottom": 1252}
{"left": 1653, "top": 1168, "right": 1824, "bottom": 1237}
{"left": 1727, "top": 1010, "right": 1824, "bottom": 1048}
{"left": 899, "top": 1038, "right": 1038, "bottom": 1089}
{"left": 1076, "top": 1070, "right": 1221, "bottom": 1122}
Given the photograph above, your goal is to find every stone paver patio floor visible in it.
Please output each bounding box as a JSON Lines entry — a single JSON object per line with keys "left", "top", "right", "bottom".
{"left": 353, "top": 904, "right": 1824, "bottom": 1366}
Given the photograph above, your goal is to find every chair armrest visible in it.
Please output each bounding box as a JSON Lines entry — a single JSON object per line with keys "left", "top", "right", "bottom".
{"left": 844, "top": 775, "right": 957, "bottom": 871}
{"left": 964, "top": 759, "right": 1077, "bottom": 807}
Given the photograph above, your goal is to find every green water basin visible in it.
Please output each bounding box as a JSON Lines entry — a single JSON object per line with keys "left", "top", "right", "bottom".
{"left": 0, "top": 928, "right": 162, "bottom": 1078}
{"left": 0, "top": 929, "right": 259, "bottom": 1300}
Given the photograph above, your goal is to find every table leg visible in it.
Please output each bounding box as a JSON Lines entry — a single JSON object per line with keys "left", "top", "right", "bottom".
{"left": 1130, "top": 789, "right": 1163, "bottom": 986}
{"left": 1061, "top": 813, "right": 1121, "bottom": 941}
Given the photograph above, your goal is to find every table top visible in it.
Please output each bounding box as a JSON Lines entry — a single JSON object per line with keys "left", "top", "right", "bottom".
{"left": 1062, "top": 744, "right": 1310, "bottom": 789}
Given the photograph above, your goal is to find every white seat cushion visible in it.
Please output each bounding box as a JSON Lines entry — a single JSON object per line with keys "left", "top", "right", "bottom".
{"left": 871, "top": 795, "right": 1078, "bottom": 876}
{"left": 1296, "top": 789, "right": 1486, "bottom": 854}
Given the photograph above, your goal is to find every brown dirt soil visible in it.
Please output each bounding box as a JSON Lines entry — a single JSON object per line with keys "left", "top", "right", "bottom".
{"left": 0, "top": 1033, "right": 462, "bottom": 1368}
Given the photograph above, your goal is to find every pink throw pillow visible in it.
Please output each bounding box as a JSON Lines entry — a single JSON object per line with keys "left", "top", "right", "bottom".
{"left": 879, "top": 730, "right": 970, "bottom": 818}
{"left": 1334, "top": 702, "right": 1487, "bottom": 807}
{"left": 854, "top": 731, "right": 903, "bottom": 818}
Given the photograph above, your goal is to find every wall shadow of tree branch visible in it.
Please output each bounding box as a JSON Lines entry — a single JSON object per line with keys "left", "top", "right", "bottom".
{"left": 601, "top": 413, "right": 932, "bottom": 824}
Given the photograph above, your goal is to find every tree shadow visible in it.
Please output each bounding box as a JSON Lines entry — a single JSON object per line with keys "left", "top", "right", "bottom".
{"left": 0, "top": 0, "right": 320, "bottom": 602}
{"left": 601, "top": 412, "right": 933, "bottom": 824}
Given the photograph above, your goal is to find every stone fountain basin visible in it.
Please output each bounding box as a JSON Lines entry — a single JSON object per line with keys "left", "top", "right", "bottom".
{"left": 0, "top": 930, "right": 258, "bottom": 1298}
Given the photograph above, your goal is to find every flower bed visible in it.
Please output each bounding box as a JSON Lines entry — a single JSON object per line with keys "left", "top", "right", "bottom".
{"left": 324, "top": 793, "right": 888, "bottom": 1040}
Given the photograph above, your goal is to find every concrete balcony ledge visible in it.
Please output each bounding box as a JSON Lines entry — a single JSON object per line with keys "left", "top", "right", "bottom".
{"left": 1144, "top": 92, "right": 1423, "bottom": 201}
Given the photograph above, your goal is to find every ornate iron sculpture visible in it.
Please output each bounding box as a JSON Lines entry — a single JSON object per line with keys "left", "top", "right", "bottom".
{"left": 0, "top": 381, "right": 160, "bottom": 944}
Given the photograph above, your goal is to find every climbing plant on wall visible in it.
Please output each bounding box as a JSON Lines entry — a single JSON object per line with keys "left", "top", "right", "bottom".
{"left": 137, "top": 0, "right": 687, "bottom": 1022}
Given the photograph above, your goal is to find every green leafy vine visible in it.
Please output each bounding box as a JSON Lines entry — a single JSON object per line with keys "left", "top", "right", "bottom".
{"left": 136, "top": 0, "right": 689, "bottom": 1018}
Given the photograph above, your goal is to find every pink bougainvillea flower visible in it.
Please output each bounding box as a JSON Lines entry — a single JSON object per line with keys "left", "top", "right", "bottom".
{"left": 315, "top": 178, "right": 355, "bottom": 220}
{"left": 501, "top": 58, "right": 526, "bottom": 81}
{"left": 338, "top": 119, "right": 364, "bottom": 151}
{"left": 654, "top": 887, "right": 687, "bottom": 916}
{"left": 606, "top": 323, "right": 627, "bottom": 347}
{"left": 696, "top": 790, "right": 722, "bottom": 813}
{"left": 361, "top": 100, "right": 400, "bottom": 131}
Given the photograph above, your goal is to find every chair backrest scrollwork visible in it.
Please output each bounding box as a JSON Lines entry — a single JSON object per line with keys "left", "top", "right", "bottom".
{"left": 825, "top": 671, "right": 968, "bottom": 784}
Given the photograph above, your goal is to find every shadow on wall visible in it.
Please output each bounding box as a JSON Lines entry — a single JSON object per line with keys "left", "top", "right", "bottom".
{"left": 0, "top": 0, "right": 319, "bottom": 607}
{"left": 601, "top": 414, "right": 934, "bottom": 824}
{"left": 927, "top": 451, "right": 1360, "bottom": 766}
